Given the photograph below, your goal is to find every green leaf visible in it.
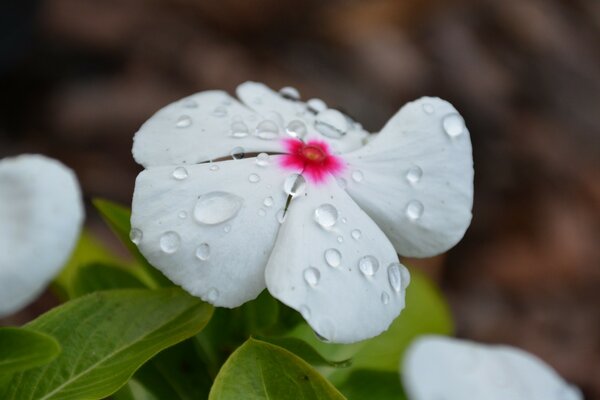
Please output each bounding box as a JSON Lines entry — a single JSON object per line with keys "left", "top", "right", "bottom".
{"left": 111, "top": 380, "right": 158, "bottom": 400}
{"left": 259, "top": 337, "right": 351, "bottom": 368}
{"left": 209, "top": 338, "right": 346, "bottom": 400}
{"left": 337, "top": 370, "right": 407, "bottom": 400}
{"left": 71, "top": 262, "right": 147, "bottom": 298}
{"left": 0, "top": 327, "right": 61, "bottom": 377}
{"left": 3, "top": 288, "right": 213, "bottom": 400}
{"left": 92, "top": 198, "right": 172, "bottom": 288}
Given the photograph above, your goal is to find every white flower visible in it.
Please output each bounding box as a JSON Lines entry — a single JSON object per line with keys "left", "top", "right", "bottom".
{"left": 130, "top": 82, "right": 473, "bottom": 343}
{"left": 402, "top": 336, "right": 582, "bottom": 400}
{"left": 0, "top": 154, "right": 84, "bottom": 317}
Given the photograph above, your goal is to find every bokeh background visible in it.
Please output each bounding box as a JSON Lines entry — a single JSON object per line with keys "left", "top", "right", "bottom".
{"left": 1, "top": 0, "right": 599, "bottom": 397}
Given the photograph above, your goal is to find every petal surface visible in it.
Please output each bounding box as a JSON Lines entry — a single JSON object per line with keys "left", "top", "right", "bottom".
{"left": 131, "top": 156, "right": 289, "bottom": 307}
{"left": 265, "top": 178, "right": 409, "bottom": 343}
{"left": 133, "top": 90, "right": 284, "bottom": 168}
{"left": 0, "top": 154, "right": 84, "bottom": 317}
{"left": 236, "top": 82, "right": 369, "bottom": 154}
{"left": 343, "top": 97, "right": 474, "bottom": 257}
{"left": 402, "top": 336, "right": 583, "bottom": 400}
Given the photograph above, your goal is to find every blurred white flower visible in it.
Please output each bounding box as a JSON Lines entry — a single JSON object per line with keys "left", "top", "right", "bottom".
{"left": 130, "top": 82, "right": 473, "bottom": 343}
{"left": 402, "top": 336, "right": 582, "bottom": 400}
{"left": 0, "top": 154, "right": 84, "bottom": 317}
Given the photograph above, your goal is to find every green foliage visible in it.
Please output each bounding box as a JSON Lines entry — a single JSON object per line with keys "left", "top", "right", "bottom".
{"left": 0, "top": 327, "right": 60, "bottom": 377}
{"left": 337, "top": 370, "right": 407, "bottom": 400}
{"left": 3, "top": 288, "right": 213, "bottom": 400}
{"left": 259, "top": 337, "right": 352, "bottom": 368}
{"left": 71, "top": 262, "right": 147, "bottom": 298}
{"left": 209, "top": 338, "right": 346, "bottom": 400}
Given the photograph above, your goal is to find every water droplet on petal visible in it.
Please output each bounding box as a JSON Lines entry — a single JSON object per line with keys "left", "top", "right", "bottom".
{"left": 176, "top": 115, "right": 192, "bottom": 128}
{"left": 193, "top": 191, "right": 244, "bottom": 225}
{"left": 337, "top": 235, "right": 343, "bottom": 243}
{"left": 387, "top": 263, "right": 403, "bottom": 292}
{"left": 182, "top": 98, "right": 198, "bottom": 108}
{"left": 315, "top": 109, "right": 348, "bottom": 138}
{"left": 352, "top": 170, "right": 364, "bottom": 182}
{"left": 324, "top": 248, "right": 341, "bottom": 267}
{"left": 255, "top": 152, "right": 270, "bottom": 167}
{"left": 286, "top": 120, "right": 307, "bottom": 139}
{"left": 178, "top": 211, "right": 187, "bottom": 219}
{"left": 223, "top": 224, "right": 231, "bottom": 233}
{"left": 263, "top": 196, "right": 274, "bottom": 207}
{"left": 307, "top": 98, "right": 327, "bottom": 113}
{"left": 195, "top": 243, "right": 210, "bottom": 260}
{"left": 230, "top": 121, "right": 249, "bottom": 138}
{"left": 255, "top": 119, "right": 280, "bottom": 140}
{"left": 258, "top": 208, "right": 266, "bottom": 217}
{"left": 129, "top": 228, "right": 143, "bottom": 245}
{"left": 172, "top": 166, "right": 188, "bottom": 180}
{"left": 303, "top": 267, "right": 321, "bottom": 287}
{"left": 314, "top": 204, "right": 338, "bottom": 229}
{"left": 422, "top": 103, "right": 434, "bottom": 114}
{"left": 300, "top": 305, "right": 311, "bottom": 320}
{"left": 400, "top": 264, "right": 411, "bottom": 289}
{"left": 443, "top": 113, "right": 465, "bottom": 138}
{"left": 159, "top": 231, "right": 181, "bottom": 254}
{"left": 248, "top": 173, "right": 260, "bottom": 183}
{"left": 358, "top": 255, "right": 379, "bottom": 276}
{"left": 406, "top": 200, "right": 424, "bottom": 221}
{"left": 209, "top": 164, "right": 219, "bottom": 171}
{"left": 211, "top": 106, "right": 228, "bottom": 118}
{"left": 351, "top": 229, "right": 361, "bottom": 240}
{"left": 206, "top": 288, "right": 219, "bottom": 302}
{"left": 406, "top": 166, "right": 423, "bottom": 184}
{"left": 341, "top": 217, "right": 347, "bottom": 224}
{"left": 283, "top": 174, "right": 306, "bottom": 198}
{"left": 230, "top": 146, "right": 245, "bottom": 160}
{"left": 276, "top": 209, "right": 287, "bottom": 224}
{"left": 336, "top": 177, "right": 347, "bottom": 188}
{"left": 381, "top": 292, "right": 390, "bottom": 305}
{"left": 279, "top": 86, "right": 300, "bottom": 100}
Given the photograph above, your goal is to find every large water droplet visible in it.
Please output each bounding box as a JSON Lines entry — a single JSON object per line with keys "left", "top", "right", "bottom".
{"left": 172, "top": 166, "right": 189, "bottom": 180}
{"left": 422, "top": 103, "right": 434, "bottom": 114}
{"left": 381, "top": 292, "right": 390, "bottom": 305}
{"left": 307, "top": 98, "right": 327, "bottom": 114}
{"left": 359, "top": 255, "right": 379, "bottom": 276}
{"left": 248, "top": 173, "right": 260, "bottom": 183}
{"left": 443, "top": 113, "right": 465, "bottom": 138}
{"left": 193, "top": 191, "right": 244, "bottom": 225}
{"left": 406, "top": 166, "right": 423, "bottom": 184}
{"left": 255, "top": 152, "right": 270, "bottom": 167}
{"left": 159, "top": 231, "right": 181, "bottom": 254}
{"left": 206, "top": 288, "right": 219, "bottom": 303}
{"left": 324, "top": 248, "right": 341, "bottom": 267}
{"left": 230, "top": 146, "right": 245, "bottom": 160}
{"left": 283, "top": 174, "right": 307, "bottom": 198}
{"left": 314, "top": 204, "right": 338, "bottom": 229}
{"left": 387, "top": 263, "right": 403, "bottom": 292}
{"left": 352, "top": 170, "right": 364, "bottom": 182}
{"left": 303, "top": 267, "right": 321, "bottom": 287}
{"left": 230, "top": 121, "right": 249, "bottom": 138}
{"left": 263, "top": 196, "right": 274, "bottom": 207}
{"left": 400, "top": 265, "right": 410, "bottom": 289}
{"left": 315, "top": 109, "right": 348, "bottom": 138}
{"left": 195, "top": 243, "right": 210, "bottom": 261}
{"left": 351, "top": 229, "right": 362, "bottom": 240}
{"left": 406, "top": 200, "right": 424, "bottom": 221}
{"left": 279, "top": 86, "right": 300, "bottom": 100}
{"left": 175, "top": 115, "right": 192, "bottom": 128}
{"left": 255, "top": 120, "right": 280, "bottom": 140}
{"left": 211, "top": 106, "right": 228, "bottom": 118}
{"left": 286, "top": 120, "right": 307, "bottom": 139}
{"left": 129, "top": 228, "right": 143, "bottom": 245}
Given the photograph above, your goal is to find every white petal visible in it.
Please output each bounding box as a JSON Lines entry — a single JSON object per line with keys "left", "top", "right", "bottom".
{"left": 343, "top": 97, "right": 474, "bottom": 257}
{"left": 236, "top": 82, "right": 369, "bottom": 153}
{"left": 133, "top": 90, "right": 284, "bottom": 168}
{"left": 0, "top": 155, "right": 84, "bottom": 317}
{"left": 402, "top": 336, "right": 583, "bottom": 400}
{"left": 131, "top": 157, "right": 289, "bottom": 307}
{"left": 265, "top": 179, "right": 408, "bottom": 343}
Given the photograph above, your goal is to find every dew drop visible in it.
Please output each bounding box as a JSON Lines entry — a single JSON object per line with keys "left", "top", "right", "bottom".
{"left": 279, "top": 86, "right": 300, "bottom": 100}
{"left": 303, "top": 267, "right": 321, "bottom": 287}
{"left": 351, "top": 229, "right": 362, "bottom": 240}
{"left": 211, "top": 106, "right": 228, "bottom": 118}
{"left": 387, "top": 263, "right": 403, "bottom": 292}
{"left": 315, "top": 109, "right": 348, "bottom": 138}
{"left": 337, "top": 235, "right": 344, "bottom": 243}
{"left": 336, "top": 177, "right": 347, "bottom": 189}
{"left": 175, "top": 115, "right": 192, "bottom": 128}
{"left": 276, "top": 209, "right": 287, "bottom": 224}
{"left": 206, "top": 288, "right": 219, "bottom": 303}
{"left": 314, "top": 204, "right": 338, "bottom": 229}
{"left": 178, "top": 211, "right": 188, "bottom": 219}
{"left": 129, "top": 228, "right": 143, "bottom": 245}
{"left": 255, "top": 152, "right": 270, "bottom": 167}
{"left": 422, "top": 103, "right": 434, "bottom": 114}
{"left": 209, "top": 164, "right": 219, "bottom": 171}
{"left": 193, "top": 191, "right": 244, "bottom": 225}
{"left": 442, "top": 113, "right": 466, "bottom": 138}
{"left": 195, "top": 243, "right": 210, "bottom": 260}
{"left": 307, "top": 98, "right": 327, "bottom": 113}
{"left": 299, "top": 305, "right": 311, "bottom": 320}
{"left": 358, "top": 255, "right": 379, "bottom": 276}
{"left": 182, "top": 98, "right": 198, "bottom": 108}
{"left": 381, "top": 292, "right": 390, "bottom": 305}
{"left": 255, "top": 120, "right": 280, "bottom": 140}
{"left": 286, "top": 120, "right": 307, "bottom": 139}
{"left": 400, "top": 265, "right": 411, "bottom": 289}
{"left": 406, "top": 200, "right": 424, "bottom": 221}
{"left": 172, "top": 166, "right": 189, "bottom": 180}
{"left": 352, "top": 170, "right": 364, "bottom": 182}
{"left": 159, "top": 231, "right": 181, "bottom": 254}
{"left": 248, "top": 173, "right": 260, "bottom": 183}
{"left": 230, "top": 121, "right": 249, "bottom": 138}
{"left": 230, "top": 146, "right": 245, "bottom": 160}
{"left": 406, "top": 166, "right": 423, "bottom": 184}
{"left": 283, "top": 174, "right": 307, "bottom": 198}
{"left": 341, "top": 217, "right": 347, "bottom": 224}
{"left": 258, "top": 208, "right": 266, "bottom": 217}
{"left": 324, "top": 248, "right": 341, "bottom": 267}
{"left": 263, "top": 196, "right": 274, "bottom": 207}
{"left": 223, "top": 224, "right": 231, "bottom": 233}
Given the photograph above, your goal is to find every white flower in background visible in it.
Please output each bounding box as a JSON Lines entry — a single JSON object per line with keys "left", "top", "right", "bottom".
{"left": 131, "top": 82, "right": 473, "bottom": 343}
{"left": 0, "top": 154, "right": 84, "bottom": 317}
{"left": 402, "top": 336, "right": 582, "bottom": 400}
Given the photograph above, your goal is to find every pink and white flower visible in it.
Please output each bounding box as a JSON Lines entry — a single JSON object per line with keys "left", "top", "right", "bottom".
{"left": 130, "top": 82, "right": 473, "bottom": 343}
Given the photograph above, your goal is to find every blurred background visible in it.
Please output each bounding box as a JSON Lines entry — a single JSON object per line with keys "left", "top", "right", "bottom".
{"left": 1, "top": 0, "right": 598, "bottom": 397}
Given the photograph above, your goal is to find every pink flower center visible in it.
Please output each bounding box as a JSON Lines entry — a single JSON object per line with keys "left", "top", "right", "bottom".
{"left": 279, "top": 138, "right": 345, "bottom": 184}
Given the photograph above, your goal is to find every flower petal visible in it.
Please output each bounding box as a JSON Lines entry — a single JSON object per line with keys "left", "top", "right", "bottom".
{"left": 402, "top": 336, "right": 582, "bottom": 400}
{"left": 265, "top": 179, "right": 409, "bottom": 343}
{"left": 343, "top": 97, "right": 474, "bottom": 257}
{"left": 131, "top": 157, "right": 289, "bottom": 307}
{"left": 133, "top": 90, "right": 283, "bottom": 168}
{"left": 0, "top": 155, "right": 84, "bottom": 317}
{"left": 236, "top": 82, "right": 369, "bottom": 153}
